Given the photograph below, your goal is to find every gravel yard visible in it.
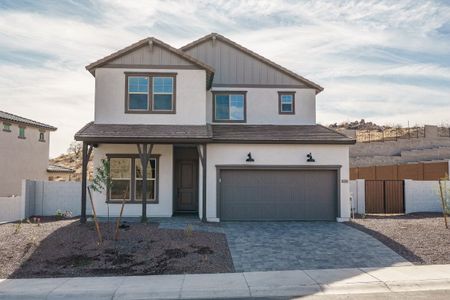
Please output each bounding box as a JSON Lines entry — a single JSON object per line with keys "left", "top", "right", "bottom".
{"left": 347, "top": 213, "right": 450, "bottom": 265}
{"left": 0, "top": 218, "right": 234, "bottom": 278}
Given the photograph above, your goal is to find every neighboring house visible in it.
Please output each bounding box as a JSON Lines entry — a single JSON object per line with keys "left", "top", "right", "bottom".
{"left": 75, "top": 33, "right": 355, "bottom": 222}
{"left": 47, "top": 164, "right": 75, "bottom": 181}
{"left": 0, "top": 110, "right": 56, "bottom": 197}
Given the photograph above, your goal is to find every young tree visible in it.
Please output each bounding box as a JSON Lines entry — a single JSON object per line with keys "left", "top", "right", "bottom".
{"left": 68, "top": 141, "right": 83, "bottom": 159}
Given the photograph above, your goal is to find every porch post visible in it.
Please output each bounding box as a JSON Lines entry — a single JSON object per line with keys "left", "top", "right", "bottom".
{"left": 80, "top": 142, "right": 93, "bottom": 223}
{"left": 197, "top": 144, "right": 207, "bottom": 222}
{"left": 137, "top": 143, "right": 153, "bottom": 223}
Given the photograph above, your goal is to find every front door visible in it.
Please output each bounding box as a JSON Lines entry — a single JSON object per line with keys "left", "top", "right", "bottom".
{"left": 174, "top": 153, "right": 198, "bottom": 212}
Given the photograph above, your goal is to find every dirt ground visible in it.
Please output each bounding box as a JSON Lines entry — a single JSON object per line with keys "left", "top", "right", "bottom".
{"left": 347, "top": 213, "right": 450, "bottom": 264}
{"left": 0, "top": 218, "right": 234, "bottom": 278}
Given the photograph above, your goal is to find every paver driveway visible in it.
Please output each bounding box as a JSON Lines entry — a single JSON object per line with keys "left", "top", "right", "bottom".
{"left": 157, "top": 218, "right": 411, "bottom": 272}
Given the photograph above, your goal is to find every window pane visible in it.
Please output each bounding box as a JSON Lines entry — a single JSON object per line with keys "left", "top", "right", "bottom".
{"left": 230, "top": 94, "right": 244, "bottom": 120}
{"left": 111, "top": 180, "right": 130, "bottom": 200}
{"left": 215, "top": 95, "right": 229, "bottom": 120}
{"left": 129, "top": 94, "right": 148, "bottom": 110}
{"left": 128, "top": 77, "right": 148, "bottom": 93}
{"left": 281, "top": 94, "right": 293, "bottom": 103}
{"left": 136, "top": 159, "right": 156, "bottom": 179}
{"left": 153, "top": 94, "right": 173, "bottom": 110}
{"left": 281, "top": 103, "right": 292, "bottom": 112}
{"left": 19, "top": 128, "right": 25, "bottom": 137}
{"left": 110, "top": 158, "right": 131, "bottom": 179}
{"left": 135, "top": 180, "right": 155, "bottom": 201}
{"left": 153, "top": 77, "right": 173, "bottom": 93}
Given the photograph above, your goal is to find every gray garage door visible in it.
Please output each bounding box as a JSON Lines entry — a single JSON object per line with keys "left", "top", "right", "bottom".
{"left": 219, "top": 169, "right": 338, "bottom": 221}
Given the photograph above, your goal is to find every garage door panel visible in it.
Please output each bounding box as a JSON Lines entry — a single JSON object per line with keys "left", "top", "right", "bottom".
{"left": 220, "top": 169, "right": 338, "bottom": 221}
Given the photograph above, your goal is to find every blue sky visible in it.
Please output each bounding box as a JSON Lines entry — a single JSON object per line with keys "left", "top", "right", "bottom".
{"left": 1, "top": 0, "right": 449, "bottom": 157}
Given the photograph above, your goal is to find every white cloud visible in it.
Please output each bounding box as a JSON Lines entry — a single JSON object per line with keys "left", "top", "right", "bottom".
{"left": 0, "top": 0, "right": 449, "bottom": 157}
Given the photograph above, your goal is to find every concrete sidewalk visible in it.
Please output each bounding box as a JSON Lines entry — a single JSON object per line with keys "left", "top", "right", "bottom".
{"left": 0, "top": 265, "right": 450, "bottom": 299}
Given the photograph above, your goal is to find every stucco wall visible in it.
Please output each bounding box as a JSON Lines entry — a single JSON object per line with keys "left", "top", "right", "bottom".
{"left": 94, "top": 68, "right": 207, "bottom": 125}
{"left": 405, "top": 180, "right": 449, "bottom": 214}
{"left": 0, "top": 123, "right": 50, "bottom": 197}
{"left": 206, "top": 144, "right": 350, "bottom": 222}
{"left": 92, "top": 144, "right": 174, "bottom": 217}
{"left": 206, "top": 87, "right": 316, "bottom": 125}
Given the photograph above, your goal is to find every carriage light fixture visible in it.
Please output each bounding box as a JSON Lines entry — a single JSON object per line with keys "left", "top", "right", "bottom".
{"left": 246, "top": 152, "right": 255, "bottom": 162}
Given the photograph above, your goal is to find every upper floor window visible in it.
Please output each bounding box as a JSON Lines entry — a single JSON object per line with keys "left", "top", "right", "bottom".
{"left": 153, "top": 77, "right": 174, "bottom": 111}
{"left": 125, "top": 73, "right": 176, "bottom": 114}
{"left": 213, "top": 92, "right": 246, "bottom": 122}
{"left": 128, "top": 76, "right": 149, "bottom": 111}
{"left": 2, "top": 123, "right": 11, "bottom": 132}
{"left": 278, "top": 92, "right": 295, "bottom": 114}
{"left": 39, "top": 131, "right": 45, "bottom": 142}
{"left": 18, "top": 127, "right": 25, "bottom": 139}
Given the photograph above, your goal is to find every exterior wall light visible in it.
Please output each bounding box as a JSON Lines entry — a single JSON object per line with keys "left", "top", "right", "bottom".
{"left": 246, "top": 152, "right": 255, "bottom": 162}
{"left": 306, "top": 153, "right": 315, "bottom": 162}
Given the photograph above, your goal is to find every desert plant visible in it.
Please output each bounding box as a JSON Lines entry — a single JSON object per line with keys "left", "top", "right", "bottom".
{"left": 184, "top": 224, "right": 194, "bottom": 238}
{"left": 90, "top": 159, "right": 117, "bottom": 242}
{"left": 14, "top": 221, "right": 22, "bottom": 235}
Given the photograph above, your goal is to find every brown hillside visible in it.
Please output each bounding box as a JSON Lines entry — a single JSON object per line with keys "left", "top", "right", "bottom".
{"left": 50, "top": 152, "right": 93, "bottom": 181}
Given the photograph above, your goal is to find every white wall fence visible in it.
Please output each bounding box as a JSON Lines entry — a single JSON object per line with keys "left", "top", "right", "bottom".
{"left": 0, "top": 196, "right": 24, "bottom": 223}
{"left": 350, "top": 179, "right": 449, "bottom": 214}
{"left": 0, "top": 180, "right": 89, "bottom": 223}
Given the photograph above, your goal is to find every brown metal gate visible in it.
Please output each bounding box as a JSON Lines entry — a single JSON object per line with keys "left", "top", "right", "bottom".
{"left": 365, "top": 180, "right": 404, "bottom": 214}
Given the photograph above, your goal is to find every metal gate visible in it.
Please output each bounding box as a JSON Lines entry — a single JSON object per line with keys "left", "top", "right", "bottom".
{"left": 365, "top": 180, "right": 404, "bottom": 214}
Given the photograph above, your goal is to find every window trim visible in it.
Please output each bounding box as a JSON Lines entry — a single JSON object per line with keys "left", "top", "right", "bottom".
{"left": 2, "top": 122, "right": 11, "bottom": 132}
{"left": 124, "top": 72, "right": 176, "bottom": 114}
{"left": 212, "top": 91, "right": 247, "bottom": 123}
{"left": 18, "top": 126, "right": 26, "bottom": 139}
{"left": 106, "top": 154, "right": 160, "bottom": 204}
{"left": 278, "top": 91, "right": 295, "bottom": 115}
{"left": 39, "top": 130, "right": 46, "bottom": 142}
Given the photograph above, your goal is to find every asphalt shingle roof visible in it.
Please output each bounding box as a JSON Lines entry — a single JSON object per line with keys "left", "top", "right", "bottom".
{"left": 0, "top": 111, "right": 57, "bottom": 130}
{"left": 75, "top": 122, "right": 355, "bottom": 144}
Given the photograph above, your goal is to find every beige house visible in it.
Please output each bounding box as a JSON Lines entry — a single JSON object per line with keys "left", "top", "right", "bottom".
{"left": 0, "top": 111, "right": 56, "bottom": 196}
{"left": 75, "top": 33, "right": 355, "bottom": 223}
{"left": 47, "top": 164, "right": 75, "bottom": 181}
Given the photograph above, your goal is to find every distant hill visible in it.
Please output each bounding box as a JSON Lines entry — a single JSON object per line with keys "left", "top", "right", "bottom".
{"left": 329, "top": 119, "right": 393, "bottom": 131}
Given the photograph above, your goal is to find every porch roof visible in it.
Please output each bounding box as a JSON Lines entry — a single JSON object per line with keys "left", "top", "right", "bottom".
{"left": 74, "top": 122, "right": 211, "bottom": 143}
{"left": 74, "top": 122, "right": 355, "bottom": 144}
{"left": 211, "top": 124, "right": 355, "bottom": 144}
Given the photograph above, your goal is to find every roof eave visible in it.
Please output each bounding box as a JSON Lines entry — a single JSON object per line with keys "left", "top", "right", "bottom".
{"left": 86, "top": 37, "right": 215, "bottom": 78}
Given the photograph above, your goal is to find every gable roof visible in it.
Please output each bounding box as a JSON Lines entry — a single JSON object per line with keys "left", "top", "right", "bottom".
{"left": 181, "top": 33, "right": 323, "bottom": 93}
{"left": 85, "top": 37, "right": 215, "bottom": 77}
{"left": 0, "top": 110, "right": 57, "bottom": 131}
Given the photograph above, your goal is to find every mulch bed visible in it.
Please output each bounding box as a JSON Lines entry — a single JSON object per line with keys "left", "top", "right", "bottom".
{"left": 0, "top": 217, "right": 234, "bottom": 278}
{"left": 347, "top": 213, "right": 450, "bottom": 264}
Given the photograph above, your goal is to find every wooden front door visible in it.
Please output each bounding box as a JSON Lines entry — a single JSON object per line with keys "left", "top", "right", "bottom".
{"left": 174, "top": 159, "right": 198, "bottom": 212}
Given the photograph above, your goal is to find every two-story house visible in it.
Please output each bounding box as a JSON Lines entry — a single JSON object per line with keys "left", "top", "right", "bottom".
{"left": 0, "top": 110, "right": 57, "bottom": 197}
{"left": 75, "top": 33, "right": 355, "bottom": 223}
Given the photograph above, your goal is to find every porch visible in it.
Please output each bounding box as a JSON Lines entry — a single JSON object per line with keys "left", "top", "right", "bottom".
{"left": 75, "top": 123, "right": 211, "bottom": 223}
